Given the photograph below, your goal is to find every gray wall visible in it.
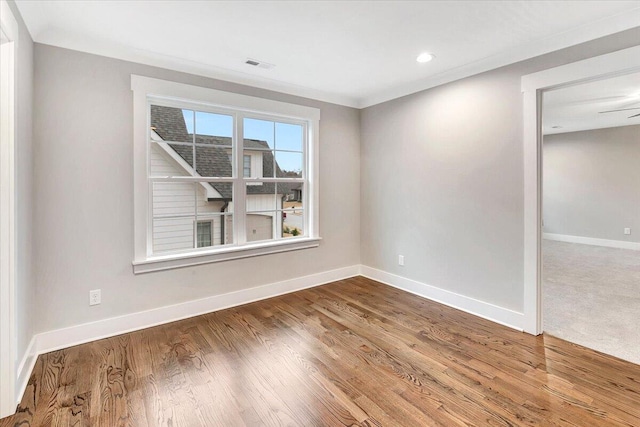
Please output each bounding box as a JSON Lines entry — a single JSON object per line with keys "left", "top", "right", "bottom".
{"left": 28, "top": 26, "right": 640, "bottom": 332}
{"left": 33, "top": 44, "right": 360, "bottom": 332}
{"left": 543, "top": 125, "right": 640, "bottom": 243}
{"left": 7, "top": 0, "right": 35, "bottom": 379}
{"left": 360, "top": 28, "right": 640, "bottom": 313}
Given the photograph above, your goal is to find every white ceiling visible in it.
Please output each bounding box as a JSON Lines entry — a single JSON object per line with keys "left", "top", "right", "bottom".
{"left": 15, "top": 1, "right": 640, "bottom": 108}
{"left": 543, "top": 72, "right": 640, "bottom": 135}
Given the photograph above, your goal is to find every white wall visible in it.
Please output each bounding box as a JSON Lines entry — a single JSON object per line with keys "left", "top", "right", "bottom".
{"left": 360, "top": 28, "right": 640, "bottom": 313}
{"left": 5, "top": 0, "right": 34, "bottom": 393}
{"left": 543, "top": 125, "right": 640, "bottom": 243}
{"left": 32, "top": 44, "right": 361, "bottom": 333}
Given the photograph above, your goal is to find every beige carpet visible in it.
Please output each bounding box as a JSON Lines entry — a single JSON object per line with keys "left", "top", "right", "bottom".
{"left": 543, "top": 239, "right": 640, "bottom": 365}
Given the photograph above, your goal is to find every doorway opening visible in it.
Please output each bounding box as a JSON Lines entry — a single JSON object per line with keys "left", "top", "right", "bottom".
{"left": 541, "top": 73, "right": 640, "bottom": 363}
{"left": 521, "top": 46, "right": 640, "bottom": 348}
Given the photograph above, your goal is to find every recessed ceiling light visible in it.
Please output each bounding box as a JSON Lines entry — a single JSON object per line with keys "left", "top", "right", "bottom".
{"left": 416, "top": 52, "right": 435, "bottom": 63}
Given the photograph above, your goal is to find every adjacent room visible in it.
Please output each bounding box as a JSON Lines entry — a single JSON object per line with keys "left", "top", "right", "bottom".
{"left": 542, "top": 74, "right": 640, "bottom": 364}
{"left": 1, "top": 1, "right": 640, "bottom": 426}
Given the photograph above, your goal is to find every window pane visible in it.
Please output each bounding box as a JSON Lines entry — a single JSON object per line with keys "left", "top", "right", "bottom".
{"left": 246, "top": 182, "right": 278, "bottom": 212}
{"left": 282, "top": 183, "right": 303, "bottom": 206}
{"left": 276, "top": 151, "right": 303, "bottom": 178}
{"left": 153, "top": 216, "right": 195, "bottom": 253}
{"left": 282, "top": 210, "right": 304, "bottom": 238}
{"left": 194, "top": 145, "right": 233, "bottom": 178}
{"left": 194, "top": 111, "right": 232, "bottom": 141}
{"left": 198, "top": 182, "right": 233, "bottom": 246}
{"left": 150, "top": 141, "right": 191, "bottom": 177}
{"left": 152, "top": 182, "right": 196, "bottom": 253}
{"left": 282, "top": 183, "right": 304, "bottom": 238}
{"left": 151, "top": 105, "right": 193, "bottom": 143}
{"left": 262, "top": 151, "right": 275, "bottom": 178}
{"left": 152, "top": 182, "right": 196, "bottom": 218}
{"left": 245, "top": 182, "right": 304, "bottom": 241}
{"left": 197, "top": 181, "right": 233, "bottom": 206}
{"left": 244, "top": 118, "right": 275, "bottom": 150}
{"left": 275, "top": 122, "right": 303, "bottom": 152}
{"left": 245, "top": 210, "right": 303, "bottom": 241}
{"left": 246, "top": 212, "right": 276, "bottom": 242}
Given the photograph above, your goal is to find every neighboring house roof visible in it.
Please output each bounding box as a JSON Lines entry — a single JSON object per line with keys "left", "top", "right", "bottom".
{"left": 151, "top": 105, "right": 292, "bottom": 200}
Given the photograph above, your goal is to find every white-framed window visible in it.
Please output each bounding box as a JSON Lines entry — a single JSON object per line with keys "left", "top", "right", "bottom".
{"left": 131, "top": 76, "right": 320, "bottom": 273}
{"left": 243, "top": 154, "right": 251, "bottom": 178}
{"left": 196, "top": 220, "right": 213, "bottom": 248}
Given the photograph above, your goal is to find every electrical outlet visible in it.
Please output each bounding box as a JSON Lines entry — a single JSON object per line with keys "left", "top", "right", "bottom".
{"left": 89, "top": 289, "right": 101, "bottom": 306}
{"left": 398, "top": 255, "right": 405, "bottom": 266}
{"left": 624, "top": 228, "right": 631, "bottom": 235}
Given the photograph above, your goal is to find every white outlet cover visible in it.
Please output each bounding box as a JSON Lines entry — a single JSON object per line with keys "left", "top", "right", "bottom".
{"left": 89, "top": 289, "right": 101, "bottom": 306}
{"left": 624, "top": 228, "right": 631, "bottom": 235}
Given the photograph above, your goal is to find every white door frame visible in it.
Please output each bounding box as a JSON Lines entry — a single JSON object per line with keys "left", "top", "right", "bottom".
{"left": 521, "top": 45, "right": 640, "bottom": 335}
{"left": 0, "top": 0, "right": 18, "bottom": 418}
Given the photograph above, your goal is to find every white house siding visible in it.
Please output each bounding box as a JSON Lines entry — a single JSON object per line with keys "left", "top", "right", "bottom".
{"left": 248, "top": 151, "right": 263, "bottom": 178}
{"left": 246, "top": 193, "right": 281, "bottom": 212}
{"left": 150, "top": 142, "right": 189, "bottom": 177}
{"left": 151, "top": 144, "right": 225, "bottom": 253}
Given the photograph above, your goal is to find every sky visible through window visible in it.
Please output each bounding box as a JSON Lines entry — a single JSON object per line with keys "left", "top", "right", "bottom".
{"left": 183, "top": 110, "right": 303, "bottom": 173}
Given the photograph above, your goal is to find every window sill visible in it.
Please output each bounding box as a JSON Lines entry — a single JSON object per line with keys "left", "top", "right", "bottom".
{"left": 132, "top": 237, "right": 321, "bottom": 274}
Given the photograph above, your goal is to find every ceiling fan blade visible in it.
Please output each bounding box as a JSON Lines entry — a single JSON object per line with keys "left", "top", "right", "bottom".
{"left": 628, "top": 113, "right": 640, "bottom": 118}
{"left": 599, "top": 107, "right": 640, "bottom": 114}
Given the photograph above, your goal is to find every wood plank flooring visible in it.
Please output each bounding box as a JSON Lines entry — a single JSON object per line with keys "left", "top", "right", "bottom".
{"left": 2, "top": 276, "right": 639, "bottom": 426}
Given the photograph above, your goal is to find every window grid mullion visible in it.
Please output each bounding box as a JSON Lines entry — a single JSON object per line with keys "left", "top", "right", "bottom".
{"left": 146, "top": 101, "right": 153, "bottom": 257}
{"left": 272, "top": 121, "right": 277, "bottom": 178}
{"left": 235, "top": 113, "right": 247, "bottom": 245}
{"left": 192, "top": 113, "right": 198, "bottom": 250}
{"left": 193, "top": 183, "right": 198, "bottom": 250}
{"left": 303, "top": 122, "right": 309, "bottom": 237}
{"left": 149, "top": 177, "right": 238, "bottom": 183}
{"left": 148, "top": 177, "right": 303, "bottom": 183}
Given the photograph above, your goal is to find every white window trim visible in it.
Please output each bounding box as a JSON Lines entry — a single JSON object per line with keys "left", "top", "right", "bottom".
{"left": 0, "top": 0, "right": 18, "bottom": 417}
{"left": 131, "top": 75, "right": 321, "bottom": 273}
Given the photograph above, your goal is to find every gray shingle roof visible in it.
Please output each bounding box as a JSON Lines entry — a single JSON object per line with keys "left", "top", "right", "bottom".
{"left": 151, "top": 105, "right": 293, "bottom": 200}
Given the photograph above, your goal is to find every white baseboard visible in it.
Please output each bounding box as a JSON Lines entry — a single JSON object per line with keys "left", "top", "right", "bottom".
{"left": 15, "top": 336, "right": 37, "bottom": 406}
{"left": 543, "top": 233, "right": 640, "bottom": 251}
{"left": 34, "top": 265, "right": 360, "bottom": 355}
{"left": 359, "top": 265, "right": 524, "bottom": 331}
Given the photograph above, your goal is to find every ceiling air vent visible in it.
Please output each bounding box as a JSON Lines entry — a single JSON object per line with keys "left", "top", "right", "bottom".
{"left": 245, "top": 58, "right": 275, "bottom": 70}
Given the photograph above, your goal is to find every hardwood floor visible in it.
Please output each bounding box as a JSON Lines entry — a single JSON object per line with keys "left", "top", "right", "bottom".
{"left": 2, "top": 276, "right": 639, "bottom": 426}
